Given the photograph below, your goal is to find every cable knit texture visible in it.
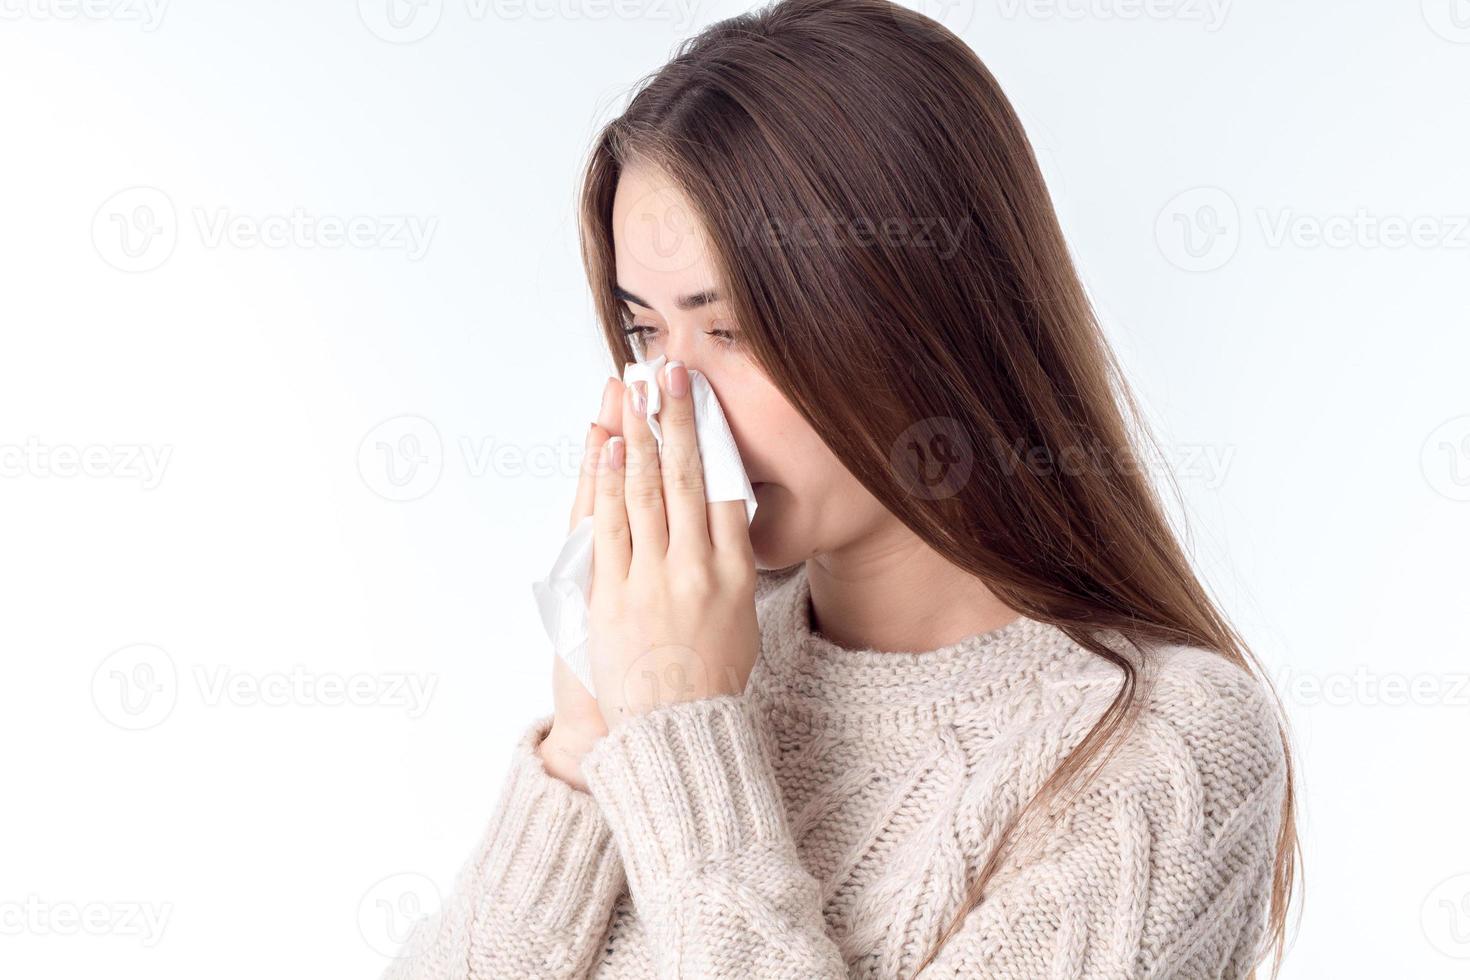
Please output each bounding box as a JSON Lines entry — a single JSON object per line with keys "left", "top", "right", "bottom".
{"left": 382, "top": 562, "right": 1287, "bottom": 979}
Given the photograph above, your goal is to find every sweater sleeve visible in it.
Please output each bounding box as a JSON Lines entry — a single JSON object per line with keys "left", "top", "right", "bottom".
{"left": 578, "top": 694, "right": 850, "bottom": 978}
{"left": 380, "top": 713, "right": 626, "bottom": 980}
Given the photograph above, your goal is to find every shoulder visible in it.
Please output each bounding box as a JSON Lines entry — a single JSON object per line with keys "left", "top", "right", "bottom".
{"left": 965, "top": 643, "right": 1290, "bottom": 975}
{"left": 1056, "top": 640, "right": 1289, "bottom": 859}
{"left": 932, "top": 646, "right": 1292, "bottom": 979}
{"left": 1134, "top": 643, "right": 1287, "bottom": 801}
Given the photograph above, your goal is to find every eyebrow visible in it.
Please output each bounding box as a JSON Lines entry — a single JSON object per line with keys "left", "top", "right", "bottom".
{"left": 615, "top": 285, "right": 721, "bottom": 313}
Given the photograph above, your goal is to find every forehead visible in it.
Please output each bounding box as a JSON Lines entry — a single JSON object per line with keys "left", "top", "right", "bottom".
{"left": 611, "top": 161, "right": 721, "bottom": 308}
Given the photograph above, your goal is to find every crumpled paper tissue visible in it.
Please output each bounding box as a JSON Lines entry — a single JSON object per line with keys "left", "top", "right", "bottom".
{"left": 530, "top": 354, "right": 758, "bottom": 696}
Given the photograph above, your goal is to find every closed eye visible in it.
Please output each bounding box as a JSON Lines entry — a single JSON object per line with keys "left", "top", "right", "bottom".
{"left": 620, "top": 321, "right": 741, "bottom": 350}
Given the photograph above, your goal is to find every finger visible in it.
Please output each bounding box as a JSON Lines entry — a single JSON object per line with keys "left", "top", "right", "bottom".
{"left": 622, "top": 380, "right": 669, "bottom": 561}
{"left": 707, "top": 499, "right": 753, "bottom": 560}
{"left": 570, "top": 422, "right": 610, "bottom": 536}
{"left": 593, "top": 434, "right": 631, "bottom": 586}
{"left": 654, "top": 360, "right": 710, "bottom": 556}
{"left": 597, "top": 377, "right": 624, "bottom": 436}
{"left": 569, "top": 378, "right": 619, "bottom": 535}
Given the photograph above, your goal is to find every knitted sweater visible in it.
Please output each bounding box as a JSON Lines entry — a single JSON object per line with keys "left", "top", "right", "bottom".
{"left": 382, "top": 562, "right": 1287, "bottom": 979}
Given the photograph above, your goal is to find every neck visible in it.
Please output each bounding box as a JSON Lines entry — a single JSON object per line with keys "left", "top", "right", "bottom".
{"left": 803, "top": 525, "right": 1021, "bottom": 654}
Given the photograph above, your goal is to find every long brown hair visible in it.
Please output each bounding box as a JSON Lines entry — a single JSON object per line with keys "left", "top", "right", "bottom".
{"left": 575, "top": 0, "right": 1301, "bottom": 975}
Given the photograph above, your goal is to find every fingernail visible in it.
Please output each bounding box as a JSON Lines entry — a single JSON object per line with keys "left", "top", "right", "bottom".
{"left": 665, "top": 360, "right": 689, "bottom": 398}
{"left": 606, "top": 436, "right": 625, "bottom": 471}
{"left": 630, "top": 381, "right": 647, "bottom": 417}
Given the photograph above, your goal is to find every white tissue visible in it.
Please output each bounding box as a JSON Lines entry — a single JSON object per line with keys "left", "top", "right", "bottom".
{"left": 530, "top": 354, "right": 758, "bottom": 697}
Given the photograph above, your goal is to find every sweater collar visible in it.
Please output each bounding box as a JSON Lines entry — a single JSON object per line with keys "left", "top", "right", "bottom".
{"left": 751, "top": 563, "right": 1100, "bottom": 722}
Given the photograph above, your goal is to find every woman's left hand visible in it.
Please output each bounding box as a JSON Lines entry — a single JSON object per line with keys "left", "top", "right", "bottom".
{"left": 588, "top": 359, "right": 760, "bottom": 732}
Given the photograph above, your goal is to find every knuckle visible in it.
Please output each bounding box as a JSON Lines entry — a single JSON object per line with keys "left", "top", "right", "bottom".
{"left": 661, "top": 400, "right": 695, "bottom": 427}
{"left": 628, "top": 480, "right": 665, "bottom": 509}
{"left": 628, "top": 454, "right": 661, "bottom": 482}
{"left": 670, "top": 466, "right": 706, "bottom": 496}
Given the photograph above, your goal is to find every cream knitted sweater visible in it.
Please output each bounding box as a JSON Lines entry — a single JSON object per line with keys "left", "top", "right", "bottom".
{"left": 382, "top": 562, "right": 1287, "bottom": 979}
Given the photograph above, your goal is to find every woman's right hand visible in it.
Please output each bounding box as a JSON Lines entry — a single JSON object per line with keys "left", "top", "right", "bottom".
{"left": 536, "top": 376, "right": 625, "bottom": 793}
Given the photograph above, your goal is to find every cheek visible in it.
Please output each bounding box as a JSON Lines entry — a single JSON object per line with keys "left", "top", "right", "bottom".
{"left": 705, "top": 365, "right": 839, "bottom": 500}
{"left": 766, "top": 418, "right": 831, "bottom": 486}
{"left": 711, "top": 375, "right": 794, "bottom": 479}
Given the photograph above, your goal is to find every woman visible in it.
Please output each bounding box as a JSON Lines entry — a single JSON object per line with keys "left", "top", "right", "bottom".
{"left": 385, "top": 0, "right": 1300, "bottom": 976}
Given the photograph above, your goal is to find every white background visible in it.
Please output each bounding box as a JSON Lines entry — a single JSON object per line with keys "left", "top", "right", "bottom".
{"left": 2, "top": 1, "right": 1467, "bottom": 977}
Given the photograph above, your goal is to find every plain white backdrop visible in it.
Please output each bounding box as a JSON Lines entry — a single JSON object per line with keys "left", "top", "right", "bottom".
{"left": 2, "top": 1, "right": 1467, "bottom": 977}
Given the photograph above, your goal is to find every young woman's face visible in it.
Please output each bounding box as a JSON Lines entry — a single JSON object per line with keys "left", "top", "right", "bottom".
{"left": 611, "top": 161, "right": 890, "bottom": 570}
